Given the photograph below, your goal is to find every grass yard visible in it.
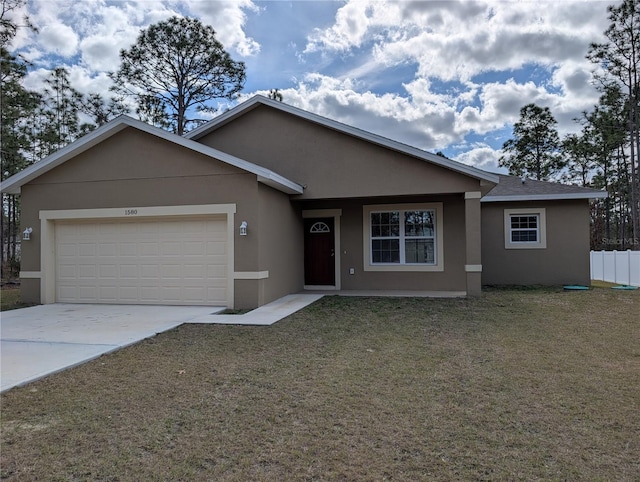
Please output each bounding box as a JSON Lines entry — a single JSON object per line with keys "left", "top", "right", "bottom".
{"left": 0, "top": 287, "right": 21, "bottom": 311}
{"left": 1, "top": 288, "right": 639, "bottom": 480}
{"left": 0, "top": 287, "right": 36, "bottom": 311}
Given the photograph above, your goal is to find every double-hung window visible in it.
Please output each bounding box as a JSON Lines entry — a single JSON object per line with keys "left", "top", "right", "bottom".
{"left": 504, "top": 208, "right": 547, "bottom": 249}
{"left": 510, "top": 214, "right": 539, "bottom": 243}
{"left": 364, "top": 203, "right": 443, "bottom": 271}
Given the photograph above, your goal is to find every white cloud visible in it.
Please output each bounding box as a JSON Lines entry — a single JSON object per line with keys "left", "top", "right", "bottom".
{"left": 21, "top": 67, "right": 51, "bottom": 93}
{"left": 454, "top": 144, "right": 504, "bottom": 173}
{"left": 311, "top": 0, "right": 609, "bottom": 83}
{"left": 185, "top": 0, "right": 260, "bottom": 56}
{"left": 77, "top": 5, "right": 142, "bottom": 73}
{"left": 38, "top": 23, "right": 78, "bottom": 57}
{"left": 305, "top": 1, "right": 399, "bottom": 53}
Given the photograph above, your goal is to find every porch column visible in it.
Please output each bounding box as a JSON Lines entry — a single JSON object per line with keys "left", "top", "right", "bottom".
{"left": 464, "top": 191, "right": 482, "bottom": 296}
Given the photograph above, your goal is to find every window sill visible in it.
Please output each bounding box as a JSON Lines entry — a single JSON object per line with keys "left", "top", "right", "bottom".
{"left": 364, "top": 264, "right": 444, "bottom": 272}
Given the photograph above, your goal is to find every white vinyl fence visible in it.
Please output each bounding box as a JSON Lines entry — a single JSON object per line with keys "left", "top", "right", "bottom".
{"left": 590, "top": 250, "right": 640, "bottom": 287}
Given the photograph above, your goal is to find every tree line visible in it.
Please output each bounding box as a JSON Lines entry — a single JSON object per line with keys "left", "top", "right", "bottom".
{"left": 499, "top": 0, "right": 639, "bottom": 251}
{"left": 1, "top": 1, "right": 246, "bottom": 277}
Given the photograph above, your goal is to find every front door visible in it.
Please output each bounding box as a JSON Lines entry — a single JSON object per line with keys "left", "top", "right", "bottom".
{"left": 304, "top": 218, "right": 335, "bottom": 286}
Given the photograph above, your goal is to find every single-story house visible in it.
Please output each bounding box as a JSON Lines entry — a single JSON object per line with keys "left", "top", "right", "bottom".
{"left": 1, "top": 95, "right": 607, "bottom": 309}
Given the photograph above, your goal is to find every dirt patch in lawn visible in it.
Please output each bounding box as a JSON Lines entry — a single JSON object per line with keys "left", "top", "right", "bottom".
{"left": 1, "top": 289, "right": 639, "bottom": 480}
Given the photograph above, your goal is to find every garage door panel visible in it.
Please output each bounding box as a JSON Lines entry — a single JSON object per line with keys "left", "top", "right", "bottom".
{"left": 58, "top": 264, "right": 77, "bottom": 279}
{"left": 182, "top": 264, "right": 206, "bottom": 279}
{"left": 78, "top": 243, "right": 96, "bottom": 256}
{"left": 161, "top": 242, "right": 182, "bottom": 256}
{"left": 183, "top": 241, "right": 206, "bottom": 256}
{"left": 118, "top": 286, "right": 139, "bottom": 300}
{"left": 119, "top": 264, "right": 139, "bottom": 278}
{"left": 99, "top": 243, "right": 117, "bottom": 256}
{"left": 119, "top": 243, "right": 138, "bottom": 256}
{"left": 207, "top": 241, "right": 227, "bottom": 256}
{"left": 77, "top": 264, "right": 97, "bottom": 278}
{"left": 183, "top": 289, "right": 207, "bottom": 302}
{"left": 56, "top": 217, "right": 228, "bottom": 305}
{"left": 58, "top": 243, "right": 77, "bottom": 257}
{"left": 99, "top": 264, "right": 117, "bottom": 278}
{"left": 140, "top": 265, "right": 160, "bottom": 278}
{"left": 139, "top": 243, "right": 159, "bottom": 256}
{"left": 98, "top": 286, "right": 117, "bottom": 301}
{"left": 208, "top": 287, "right": 226, "bottom": 300}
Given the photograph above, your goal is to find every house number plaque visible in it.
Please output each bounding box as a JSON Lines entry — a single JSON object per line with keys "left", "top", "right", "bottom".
{"left": 124, "top": 209, "right": 138, "bottom": 216}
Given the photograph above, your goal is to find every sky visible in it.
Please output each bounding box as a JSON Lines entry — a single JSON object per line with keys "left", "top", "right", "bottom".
{"left": 6, "top": 0, "right": 614, "bottom": 174}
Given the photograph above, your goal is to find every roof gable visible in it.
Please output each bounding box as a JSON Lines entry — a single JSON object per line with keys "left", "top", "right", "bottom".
{"left": 187, "top": 95, "right": 500, "bottom": 184}
{"left": 0, "top": 116, "right": 303, "bottom": 196}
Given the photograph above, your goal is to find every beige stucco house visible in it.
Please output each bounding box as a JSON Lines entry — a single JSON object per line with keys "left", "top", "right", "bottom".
{"left": 1, "top": 96, "right": 607, "bottom": 308}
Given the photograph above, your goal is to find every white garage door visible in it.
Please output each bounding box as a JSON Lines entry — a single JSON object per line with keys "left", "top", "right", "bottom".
{"left": 55, "top": 216, "right": 228, "bottom": 305}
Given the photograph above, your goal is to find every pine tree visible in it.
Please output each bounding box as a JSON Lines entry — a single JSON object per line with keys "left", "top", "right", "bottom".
{"left": 499, "top": 104, "right": 564, "bottom": 181}
{"left": 110, "top": 16, "right": 246, "bottom": 135}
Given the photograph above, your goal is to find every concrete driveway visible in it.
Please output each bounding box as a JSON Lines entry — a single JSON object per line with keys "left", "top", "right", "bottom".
{"left": 0, "top": 304, "right": 219, "bottom": 392}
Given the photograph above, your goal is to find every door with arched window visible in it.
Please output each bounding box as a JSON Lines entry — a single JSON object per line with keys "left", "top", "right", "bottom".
{"left": 304, "top": 218, "right": 335, "bottom": 286}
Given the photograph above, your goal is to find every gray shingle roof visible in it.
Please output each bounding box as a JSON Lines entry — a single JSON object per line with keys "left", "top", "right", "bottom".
{"left": 482, "top": 175, "right": 608, "bottom": 202}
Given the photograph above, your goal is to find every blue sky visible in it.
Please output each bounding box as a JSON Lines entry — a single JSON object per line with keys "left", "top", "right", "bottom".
{"left": 8, "top": 0, "right": 613, "bottom": 173}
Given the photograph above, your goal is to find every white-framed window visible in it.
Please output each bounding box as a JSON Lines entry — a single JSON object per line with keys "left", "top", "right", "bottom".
{"left": 504, "top": 208, "right": 547, "bottom": 249}
{"left": 363, "top": 203, "right": 444, "bottom": 272}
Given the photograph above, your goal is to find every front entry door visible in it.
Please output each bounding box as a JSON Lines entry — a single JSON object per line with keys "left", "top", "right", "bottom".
{"left": 304, "top": 218, "right": 335, "bottom": 286}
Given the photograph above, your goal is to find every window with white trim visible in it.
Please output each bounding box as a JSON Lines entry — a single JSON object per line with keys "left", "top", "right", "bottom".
{"left": 504, "top": 208, "right": 547, "bottom": 249}
{"left": 363, "top": 203, "right": 444, "bottom": 272}
{"left": 509, "top": 214, "right": 539, "bottom": 242}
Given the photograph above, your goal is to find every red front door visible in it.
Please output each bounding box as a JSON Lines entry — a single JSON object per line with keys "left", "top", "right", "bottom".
{"left": 304, "top": 218, "right": 335, "bottom": 286}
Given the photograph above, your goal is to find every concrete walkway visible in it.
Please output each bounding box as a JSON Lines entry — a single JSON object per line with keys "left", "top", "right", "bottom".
{"left": 187, "top": 293, "right": 325, "bottom": 325}
{"left": 0, "top": 294, "right": 323, "bottom": 392}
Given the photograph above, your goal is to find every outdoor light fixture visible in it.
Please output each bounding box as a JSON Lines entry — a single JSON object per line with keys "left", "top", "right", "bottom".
{"left": 239, "top": 221, "right": 248, "bottom": 236}
{"left": 23, "top": 227, "right": 33, "bottom": 241}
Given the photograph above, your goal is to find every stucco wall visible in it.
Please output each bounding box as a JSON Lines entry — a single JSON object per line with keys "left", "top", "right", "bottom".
{"left": 481, "top": 200, "right": 591, "bottom": 286}
{"left": 19, "top": 127, "right": 268, "bottom": 307}
{"left": 196, "top": 105, "right": 484, "bottom": 199}
{"left": 257, "top": 184, "right": 304, "bottom": 304}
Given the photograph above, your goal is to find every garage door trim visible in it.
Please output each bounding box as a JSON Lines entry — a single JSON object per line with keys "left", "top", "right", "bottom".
{"left": 39, "top": 204, "right": 236, "bottom": 307}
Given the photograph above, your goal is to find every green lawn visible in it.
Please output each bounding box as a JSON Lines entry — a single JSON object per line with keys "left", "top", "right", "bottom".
{"left": 1, "top": 288, "right": 639, "bottom": 480}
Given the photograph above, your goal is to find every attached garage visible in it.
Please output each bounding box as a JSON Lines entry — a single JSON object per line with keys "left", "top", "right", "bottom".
{"left": 1, "top": 114, "right": 303, "bottom": 309}
{"left": 55, "top": 216, "right": 228, "bottom": 305}
{"left": 35, "top": 204, "right": 237, "bottom": 307}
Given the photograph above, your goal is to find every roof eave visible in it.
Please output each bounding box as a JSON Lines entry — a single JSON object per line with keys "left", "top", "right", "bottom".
{"left": 257, "top": 174, "right": 304, "bottom": 195}
{"left": 481, "top": 191, "right": 609, "bottom": 202}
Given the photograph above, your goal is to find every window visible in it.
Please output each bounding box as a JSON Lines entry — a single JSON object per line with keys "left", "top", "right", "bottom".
{"left": 364, "top": 203, "right": 444, "bottom": 272}
{"left": 309, "top": 222, "right": 331, "bottom": 233}
{"left": 510, "top": 214, "right": 539, "bottom": 242}
{"left": 504, "top": 208, "right": 546, "bottom": 249}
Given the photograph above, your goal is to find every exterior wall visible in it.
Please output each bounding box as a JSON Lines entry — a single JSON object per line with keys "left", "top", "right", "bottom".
{"left": 230, "top": 184, "right": 304, "bottom": 309}
{"left": 298, "top": 194, "right": 468, "bottom": 292}
{"left": 481, "top": 200, "right": 591, "bottom": 286}
{"left": 258, "top": 184, "right": 304, "bottom": 304}
{"left": 196, "top": 105, "right": 484, "bottom": 199}
{"left": 19, "top": 127, "right": 272, "bottom": 308}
